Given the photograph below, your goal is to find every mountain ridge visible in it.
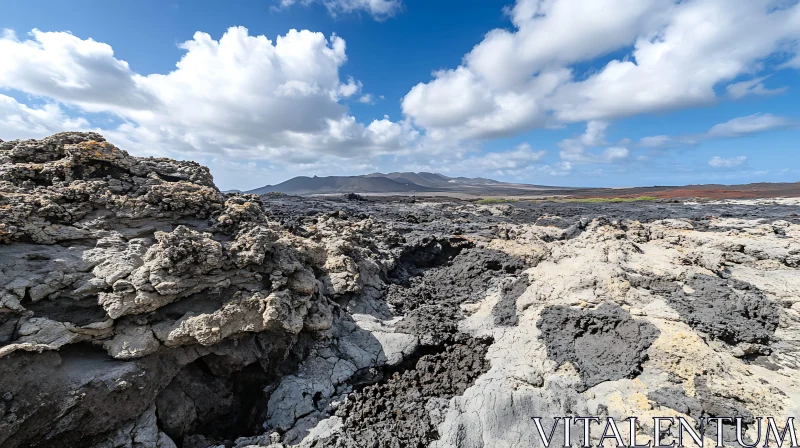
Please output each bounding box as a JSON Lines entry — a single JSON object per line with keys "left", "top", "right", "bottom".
{"left": 244, "top": 172, "right": 558, "bottom": 195}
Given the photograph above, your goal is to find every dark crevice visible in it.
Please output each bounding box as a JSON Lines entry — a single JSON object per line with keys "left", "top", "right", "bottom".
{"left": 71, "top": 160, "right": 133, "bottom": 181}
{"left": 164, "top": 332, "right": 316, "bottom": 448}
{"left": 24, "top": 296, "right": 109, "bottom": 327}
{"left": 314, "top": 336, "right": 493, "bottom": 448}
{"left": 0, "top": 315, "right": 20, "bottom": 345}
{"left": 387, "top": 236, "right": 474, "bottom": 285}
{"left": 157, "top": 173, "right": 185, "bottom": 183}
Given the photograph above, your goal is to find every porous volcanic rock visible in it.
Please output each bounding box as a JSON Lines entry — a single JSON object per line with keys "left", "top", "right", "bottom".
{"left": 537, "top": 303, "right": 660, "bottom": 391}
{"left": 0, "top": 133, "right": 338, "bottom": 447}
{"left": 2, "top": 133, "right": 800, "bottom": 448}
{"left": 316, "top": 337, "right": 493, "bottom": 448}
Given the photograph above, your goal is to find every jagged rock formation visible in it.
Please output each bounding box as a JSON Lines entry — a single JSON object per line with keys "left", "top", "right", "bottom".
{"left": 1, "top": 133, "right": 800, "bottom": 448}
{"left": 0, "top": 133, "right": 341, "bottom": 447}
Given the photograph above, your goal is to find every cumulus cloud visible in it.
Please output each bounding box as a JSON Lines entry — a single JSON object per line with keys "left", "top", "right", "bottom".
{"left": 639, "top": 135, "right": 670, "bottom": 147}
{"left": 402, "top": 64, "right": 569, "bottom": 141}
{"left": 707, "top": 113, "right": 790, "bottom": 137}
{"left": 709, "top": 155, "right": 747, "bottom": 168}
{"left": 0, "top": 29, "right": 156, "bottom": 113}
{"left": 402, "top": 0, "right": 800, "bottom": 139}
{"left": 550, "top": 0, "right": 800, "bottom": 122}
{"left": 600, "top": 147, "right": 630, "bottom": 162}
{"left": 557, "top": 121, "right": 630, "bottom": 164}
{"left": 338, "top": 77, "right": 362, "bottom": 98}
{"left": 0, "top": 27, "right": 418, "bottom": 188}
{"left": 0, "top": 94, "right": 90, "bottom": 140}
{"left": 4, "top": 2, "right": 799, "bottom": 188}
{"left": 277, "top": 0, "right": 402, "bottom": 20}
{"left": 726, "top": 76, "right": 788, "bottom": 99}
{"left": 580, "top": 120, "right": 608, "bottom": 146}
{"left": 463, "top": 143, "right": 546, "bottom": 173}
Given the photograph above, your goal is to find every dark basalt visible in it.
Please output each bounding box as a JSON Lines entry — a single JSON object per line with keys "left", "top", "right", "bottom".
{"left": 631, "top": 274, "right": 779, "bottom": 347}
{"left": 491, "top": 275, "right": 530, "bottom": 326}
{"left": 313, "top": 337, "right": 493, "bottom": 448}
{"left": 390, "top": 247, "right": 527, "bottom": 344}
{"left": 537, "top": 303, "right": 660, "bottom": 391}
{"left": 647, "top": 378, "right": 757, "bottom": 445}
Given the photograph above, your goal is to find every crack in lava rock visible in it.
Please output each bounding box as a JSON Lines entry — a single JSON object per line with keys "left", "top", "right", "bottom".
{"left": 313, "top": 337, "right": 493, "bottom": 448}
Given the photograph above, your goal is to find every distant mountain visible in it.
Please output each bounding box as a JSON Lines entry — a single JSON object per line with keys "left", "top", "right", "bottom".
{"left": 245, "top": 175, "right": 437, "bottom": 195}
{"left": 244, "top": 172, "right": 568, "bottom": 196}
{"left": 363, "top": 172, "right": 447, "bottom": 188}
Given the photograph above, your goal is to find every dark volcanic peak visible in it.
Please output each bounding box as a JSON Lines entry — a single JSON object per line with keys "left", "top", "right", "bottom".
{"left": 245, "top": 171, "right": 566, "bottom": 195}
{"left": 450, "top": 176, "right": 504, "bottom": 185}
{"left": 245, "top": 174, "right": 437, "bottom": 195}
{"left": 374, "top": 172, "right": 451, "bottom": 188}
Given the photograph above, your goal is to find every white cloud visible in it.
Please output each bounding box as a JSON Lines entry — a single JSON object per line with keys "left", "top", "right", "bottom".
{"left": 0, "top": 27, "right": 419, "bottom": 187}
{"left": 639, "top": 135, "right": 670, "bottom": 147}
{"left": 560, "top": 142, "right": 630, "bottom": 163}
{"left": 709, "top": 155, "right": 747, "bottom": 168}
{"left": 632, "top": 113, "right": 792, "bottom": 148}
{"left": 3, "top": 2, "right": 799, "bottom": 188}
{"left": 403, "top": 64, "right": 570, "bottom": 140}
{"left": 463, "top": 142, "right": 547, "bottom": 173}
{"left": 402, "top": 0, "right": 800, "bottom": 140}
{"left": 580, "top": 120, "right": 608, "bottom": 146}
{"left": 601, "top": 146, "right": 630, "bottom": 161}
{"left": 278, "top": 0, "right": 402, "bottom": 20}
{"left": 403, "top": 68, "right": 489, "bottom": 130}
{"left": 552, "top": 161, "right": 573, "bottom": 174}
{"left": 557, "top": 121, "right": 630, "bottom": 164}
{"left": 551, "top": 0, "right": 800, "bottom": 122}
{"left": 338, "top": 77, "right": 362, "bottom": 98}
{"left": 469, "top": 0, "right": 669, "bottom": 91}
{"left": 707, "top": 113, "right": 789, "bottom": 137}
{"left": 0, "top": 94, "right": 90, "bottom": 140}
{"left": 726, "top": 76, "right": 788, "bottom": 99}
{"left": 0, "top": 29, "right": 156, "bottom": 114}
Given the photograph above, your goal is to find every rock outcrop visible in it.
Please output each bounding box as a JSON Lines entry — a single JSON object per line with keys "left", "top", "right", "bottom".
{"left": 1, "top": 133, "right": 799, "bottom": 448}
{"left": 0, "top": 133, "right": 336, "bottom": 447}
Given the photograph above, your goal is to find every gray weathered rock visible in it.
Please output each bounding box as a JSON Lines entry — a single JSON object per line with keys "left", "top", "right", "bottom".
{"left": 2, "top": 133, "right": 799, "bottom": 448}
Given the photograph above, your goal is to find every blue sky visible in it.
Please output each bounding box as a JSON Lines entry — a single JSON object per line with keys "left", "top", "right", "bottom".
{"left": 1, "top": 0, "right": 799, "bottom": 190}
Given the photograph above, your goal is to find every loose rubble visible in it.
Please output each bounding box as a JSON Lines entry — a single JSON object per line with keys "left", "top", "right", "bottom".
{"left": 1, "top": 133, "right": 799, "bottom": 448}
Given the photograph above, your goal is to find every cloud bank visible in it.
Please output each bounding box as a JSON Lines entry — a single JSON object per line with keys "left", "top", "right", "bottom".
{"left": 402, "top": 0, "right": 800, "bottom": 140}
{"left": 2, "top": 0, "right": 799, "bottom": 188}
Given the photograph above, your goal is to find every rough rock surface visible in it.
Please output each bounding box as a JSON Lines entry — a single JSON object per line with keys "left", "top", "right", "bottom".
{"left": 537, "top": 303, "right": 660, "bottom": 391}
{"left": 315, "top": 337, "right": 493, "bottom": 448}
{"left": 2, "top": 134, "right": 800, "bottom": 448}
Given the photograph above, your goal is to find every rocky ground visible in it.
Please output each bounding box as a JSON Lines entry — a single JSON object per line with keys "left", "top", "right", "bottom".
{"left": 1, "top": 133, "right": 799, "bottom": 448}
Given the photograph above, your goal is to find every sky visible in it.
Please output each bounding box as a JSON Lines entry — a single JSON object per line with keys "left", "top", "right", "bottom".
{"left": 1, "top": 0, "right": 799, "bottom": 191}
